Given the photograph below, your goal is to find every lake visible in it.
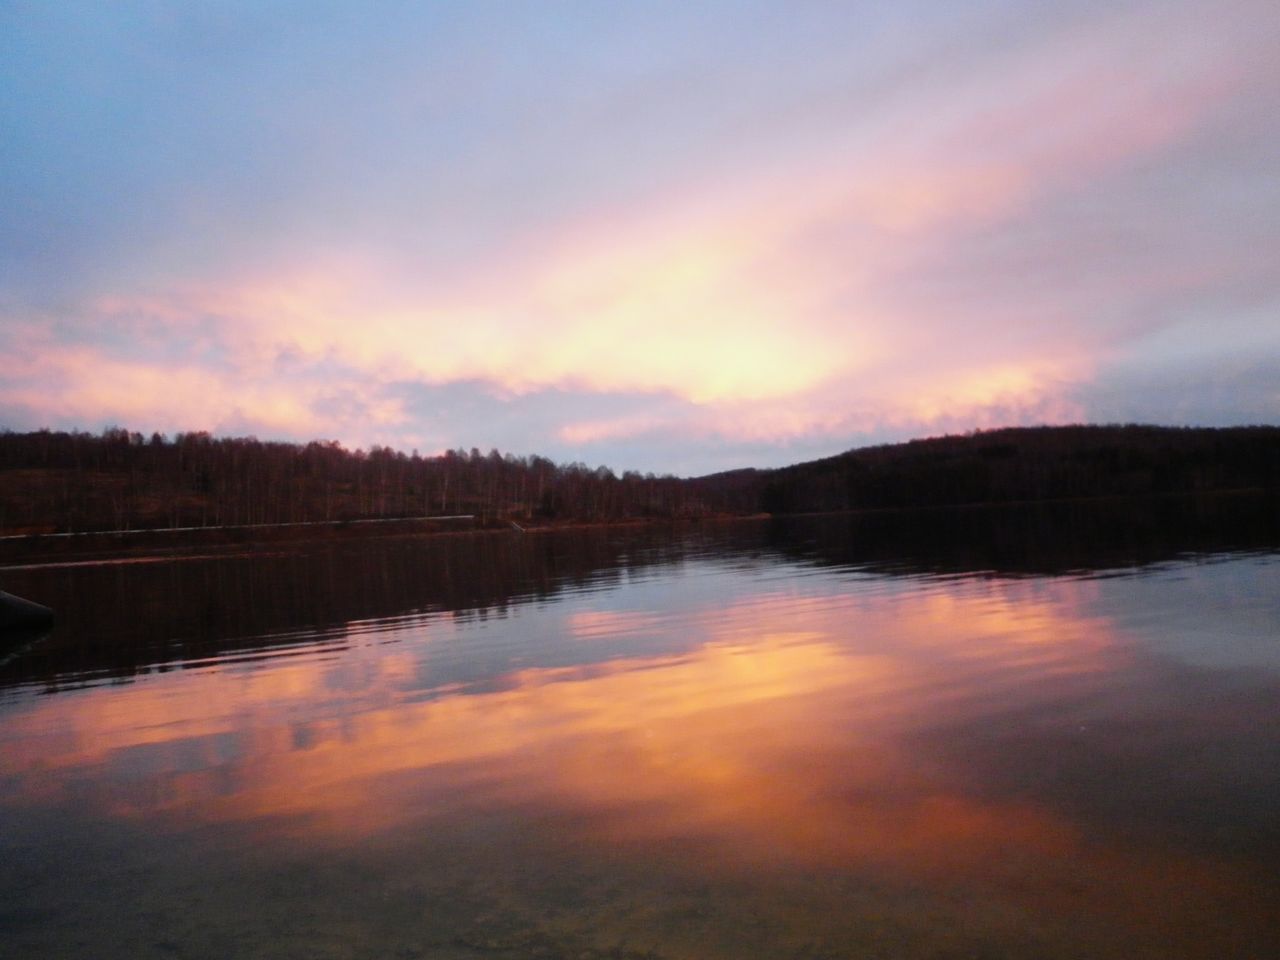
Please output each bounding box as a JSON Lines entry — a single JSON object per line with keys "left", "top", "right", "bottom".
{"left": 2, "top": 503, "right": 1279, "bottom": 959}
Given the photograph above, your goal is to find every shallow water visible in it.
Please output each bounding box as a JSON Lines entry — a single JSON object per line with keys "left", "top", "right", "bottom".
{"left": 2, "top": 509, "right": 1278, "bottom": 959}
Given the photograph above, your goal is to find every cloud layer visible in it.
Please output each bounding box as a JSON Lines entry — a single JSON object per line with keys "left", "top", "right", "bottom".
{"left": 3, "top": 1, "right": 1278, "bottom": 473}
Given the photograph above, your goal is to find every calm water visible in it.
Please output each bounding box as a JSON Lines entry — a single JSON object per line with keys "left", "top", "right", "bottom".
{"left": 2, "top": 506, "right": 1279, "bottom": 959}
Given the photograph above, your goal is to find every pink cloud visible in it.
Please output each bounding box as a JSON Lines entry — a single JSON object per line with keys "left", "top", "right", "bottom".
{"left": 2, "top": 1, "right": 1261, "bottom": 464}
{"left": 0, "top": 339, "right": 408, "bottom": 444}
{"left": 557, "top": 415, "right": 669, "bottom": 446}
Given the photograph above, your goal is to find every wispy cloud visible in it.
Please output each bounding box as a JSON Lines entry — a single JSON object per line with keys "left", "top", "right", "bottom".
{"left": 2, "top": 0, "right": 1277, "bottom": 471}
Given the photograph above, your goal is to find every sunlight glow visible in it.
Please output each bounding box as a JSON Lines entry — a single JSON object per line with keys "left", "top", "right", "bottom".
{"left": 1, "top": 0, "right": 1273, "bottom": 468}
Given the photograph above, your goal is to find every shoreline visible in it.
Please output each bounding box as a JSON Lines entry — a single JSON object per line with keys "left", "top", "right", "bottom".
{"left": 0, "top": 513, "right": 771, "bottom": 568}
{"left": 0, "top": 488, "right": 1273, "bottom": 568}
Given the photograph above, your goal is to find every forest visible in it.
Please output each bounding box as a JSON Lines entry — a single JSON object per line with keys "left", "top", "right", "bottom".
{"left": 0, "top": 424, "right": 1277, "bottom": 537}
{"left": 752, "top": 424, "right": 1280, "bottom": 514}
{"left": 0, "top": 429, "right": 717, "bottom": 535}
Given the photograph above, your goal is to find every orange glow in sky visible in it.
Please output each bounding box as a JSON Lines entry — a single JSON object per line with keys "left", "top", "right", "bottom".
{"left": 2, "top": 1, "right": 1277, "bottom": 472}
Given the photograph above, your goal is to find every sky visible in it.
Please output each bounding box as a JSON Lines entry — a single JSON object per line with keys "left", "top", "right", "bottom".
{"left": 2, "top": 1, "right": 1278, "bottom": 476}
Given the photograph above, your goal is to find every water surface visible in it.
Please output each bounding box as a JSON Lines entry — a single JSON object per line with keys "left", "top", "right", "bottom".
{"left": 2, "top": 507, "right": 1278, "bottom": 959}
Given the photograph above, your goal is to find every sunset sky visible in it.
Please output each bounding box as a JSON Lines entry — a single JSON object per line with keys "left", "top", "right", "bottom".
{"left": 3, "top": 1, "right": 1278, "bottom": 475}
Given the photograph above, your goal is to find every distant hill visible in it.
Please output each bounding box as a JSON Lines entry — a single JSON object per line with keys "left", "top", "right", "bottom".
{"left": 749, "top": 424, "right": 1280, "bottom": 514}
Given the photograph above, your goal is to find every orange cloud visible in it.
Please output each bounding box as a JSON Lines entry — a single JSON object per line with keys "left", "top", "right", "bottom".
{"left": 1, "top": 2, "right": 1248, "bottom": 457}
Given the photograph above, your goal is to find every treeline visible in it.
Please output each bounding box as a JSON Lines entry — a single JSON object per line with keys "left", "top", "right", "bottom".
{"left": 755, "top": 424, "right": 1280, "bottom": 513}
{"left": 0, "top": 429, "right": 720, "bottom": 535}
{"left": 1, "top": 424, "right": 1277, "bottom": 536}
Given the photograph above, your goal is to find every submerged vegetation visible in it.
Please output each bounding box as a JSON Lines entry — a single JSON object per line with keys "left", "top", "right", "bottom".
{"left": 0, "top": 424, "right": 1277, "bottom": 537}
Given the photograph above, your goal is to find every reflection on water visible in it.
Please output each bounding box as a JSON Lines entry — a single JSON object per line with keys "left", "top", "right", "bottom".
{"left": 2, "top": 505, "right": 1279, "bottom": 959}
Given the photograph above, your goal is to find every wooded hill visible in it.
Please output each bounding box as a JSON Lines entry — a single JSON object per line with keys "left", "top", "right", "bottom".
{"left": 751, "top": 424, "right": 1280, "bottom": 513}
{"left": 0, "top": 424, "right": 1277, "bottom": 536}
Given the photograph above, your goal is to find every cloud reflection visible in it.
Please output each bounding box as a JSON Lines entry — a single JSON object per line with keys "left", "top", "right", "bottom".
{"left": 3, "top": 567, "right": 1275, "bottom": 952}
{"left": 0, "top": 579, "right": 1156, "bottom": 859}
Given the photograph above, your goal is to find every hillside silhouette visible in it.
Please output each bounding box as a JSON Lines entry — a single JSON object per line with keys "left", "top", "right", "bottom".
{"left": 750, "top": 424, "right": 1280, "bottom": 514}
{"left": 0, "top": 424, "right": 1277, "bottom": 539}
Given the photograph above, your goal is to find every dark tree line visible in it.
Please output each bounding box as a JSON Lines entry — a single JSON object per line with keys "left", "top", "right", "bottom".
{"left": 755, "top": 424, "right": 1280, "bottom": 513}
{"left": 0, "top": 429, "right": 718, "bottom": 534}
{"left": 2, "top": 424, "right": 1277, "bottom": 536}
